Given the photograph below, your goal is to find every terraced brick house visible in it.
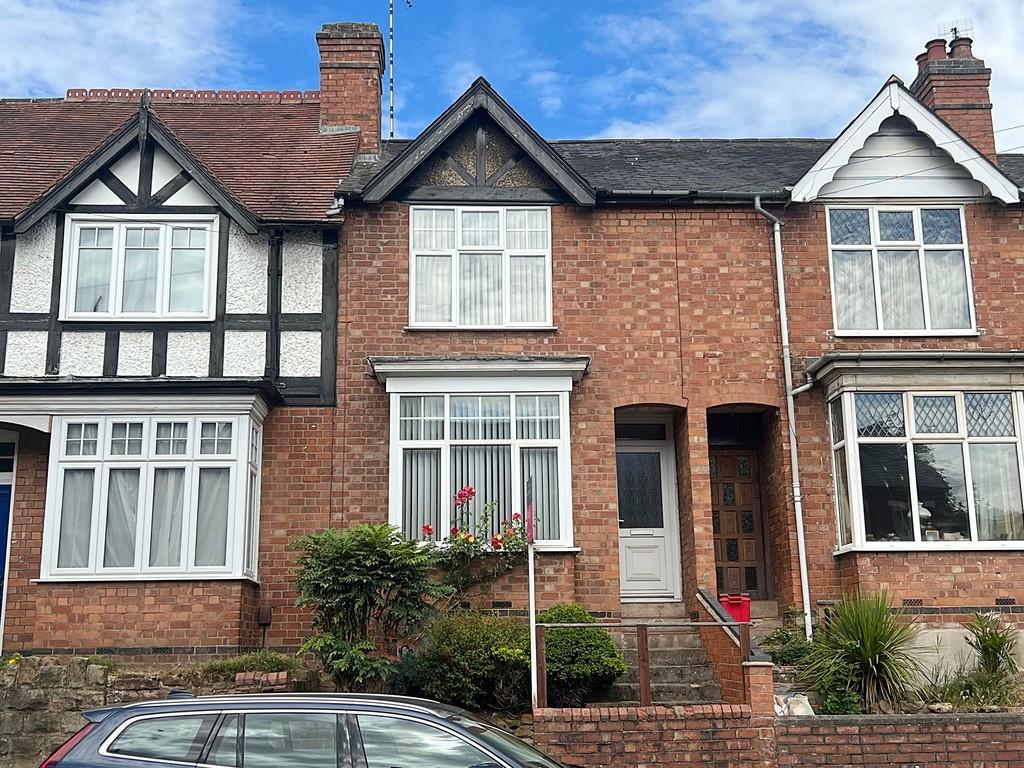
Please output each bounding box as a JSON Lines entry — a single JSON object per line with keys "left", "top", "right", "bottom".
{"left": 1, "top": 23, "right": 1023, "bottom": 671}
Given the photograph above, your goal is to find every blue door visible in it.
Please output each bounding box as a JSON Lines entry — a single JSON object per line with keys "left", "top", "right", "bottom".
{"left": 0, "top": 485, "right": 9, "bottom": 611}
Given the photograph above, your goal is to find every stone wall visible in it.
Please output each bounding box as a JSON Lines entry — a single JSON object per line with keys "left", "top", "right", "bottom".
{"left": 0, "top": 656, "right": 238, "bottom": 768}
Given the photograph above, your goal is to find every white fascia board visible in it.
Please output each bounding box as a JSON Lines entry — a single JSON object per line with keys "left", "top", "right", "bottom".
{"left": 791, "top": 81, "right": 1020, "bottom": 204}
{"left": 386, "top": 375, "right": 576, "bottom": 394}
{"left": 0, "top": 392, "right": 271, "bottom": 424}
{"left": 370, "top": 357, "right": 590, "bottom": 386}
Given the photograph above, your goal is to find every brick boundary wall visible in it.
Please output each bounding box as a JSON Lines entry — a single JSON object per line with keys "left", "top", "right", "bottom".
{"left": 530, "top": 708, "right": 1024, "bottom": 768}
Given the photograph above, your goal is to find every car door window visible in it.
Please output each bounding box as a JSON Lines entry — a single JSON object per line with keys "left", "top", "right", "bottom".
{"left": 356, "top": 715, "right": 500, "bottom": 768}
{"left": 205, "top": 714, "right": 239, "bottom": 767}
{"left": 107, "top": 714, "right": 217, "bottom": 763}
{"left": 243, "top": 713, "right": 339, "bottom": 768}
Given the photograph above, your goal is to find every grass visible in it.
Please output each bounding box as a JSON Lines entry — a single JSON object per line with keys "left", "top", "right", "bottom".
{"left": 197, "top": 650, "right": 298, "bottom": 683}
{"left": 86, "top": 655, "right": 118, "bottom": 671}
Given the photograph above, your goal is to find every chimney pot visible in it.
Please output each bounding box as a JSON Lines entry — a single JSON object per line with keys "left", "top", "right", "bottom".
{"left": 916, "top": 52, "right": 929, "bottom": 74}
{"left": 925, "top": 37, "right": 947, "bottom": 61}
{"left": 950, "top": 36, "right": 974, "bottom": 59}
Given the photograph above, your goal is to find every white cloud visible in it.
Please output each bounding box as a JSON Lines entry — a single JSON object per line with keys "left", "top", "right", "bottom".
{"left": 587, "top": 0, "right": 1024, "bottom": 150}
{"left": 0, "top": 0, "right": 246, "bottom": 97}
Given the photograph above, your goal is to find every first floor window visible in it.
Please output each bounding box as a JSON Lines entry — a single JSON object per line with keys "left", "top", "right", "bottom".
{"left": 409, "top": 206, "right": 552, "bottom": 328}
{"left": 64, "top": 216, "right": 217, "bottom": 320}
{"left": 390, "top": 391, "right": 571, "bottom": 546}
{"left": 44, "top": 412, "right": 263, "bottom": 579}
{"left": 828, "top": 206, "right": 974, "bottom": 334}
{"left": 831, "top": 390, "right": 1024, "bottom": 548}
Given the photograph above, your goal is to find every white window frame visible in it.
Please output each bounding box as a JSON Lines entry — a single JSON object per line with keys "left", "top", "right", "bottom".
{"left": 407, "top": 205, "right": 553, "bottom": 329}
{"left": 40, "top": 411, "right": 263, "bottom": 581}
{"left": 387, "top": 376, "right": 574, "bottom": 548}
{"left": 832, "top": 389, "right": 1024, "bottom": 553}
{"left": 826, "top": 205, "right": 977, "bottom": 336}
{"left": 60, "top": 213, "right": 219, "bottom": 321}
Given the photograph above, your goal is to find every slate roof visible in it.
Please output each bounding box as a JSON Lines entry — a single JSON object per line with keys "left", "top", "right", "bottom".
{"left": 0, "top": 95, "right": 359, "bottom": 224}
{"left": 343, "top": 138, "right": 1024, "bottom": 200}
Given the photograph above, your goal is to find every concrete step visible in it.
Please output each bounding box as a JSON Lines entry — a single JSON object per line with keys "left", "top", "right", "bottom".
{"left": 620, "top": 602, "right": 691, "bottom": 620}
{"left": 615, "top": 631, "right": 704, "bottom": 651}
{"left": 618, "top": 664, "right": 717, "bottom": 685}
{"left": 750, "top": 600, "right": 780, "bottom": 620}
{"left": 603, "top": 681, "right": 724, "bottom": 705}
{"left": 619, "top": 648, "right": 709, "bottom": 668}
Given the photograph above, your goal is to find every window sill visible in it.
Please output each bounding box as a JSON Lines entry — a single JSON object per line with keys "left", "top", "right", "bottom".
{"left": 831, "top": 330, "right": 980, "bottom": 338}
{"left": 834, "top": 543, "right": 1024, "bottom": 555}
{"left": 533, "top": 545, "right": 581, "bottom": 554}
{"left": 33, "top": 573, "right": 259, "bottom": 584}
{"left": 403, "top": 326, "right": 558, "bottom": 333}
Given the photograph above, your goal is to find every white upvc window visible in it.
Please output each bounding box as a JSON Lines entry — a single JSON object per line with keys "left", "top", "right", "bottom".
{"left": 61, "top": 214, "right": 218, "bottom": 321}
{"left": 389, "top": 388, "right": 573, "bottom": 547}
{"left": 831, "top": 390, "right": 1024, "bottom": 551}
{"left": 826, "top": 206, "right": 976, "bottom": 335}
{"left": 408, "top": 206, "right": 553, "bottom": 328}
{"left": 42, "top": 413, "right": 262, "bottom": 580}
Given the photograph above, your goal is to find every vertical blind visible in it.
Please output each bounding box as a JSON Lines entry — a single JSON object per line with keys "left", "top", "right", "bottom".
{"left": 410, "top": 207, "right": 550, "bottom": 327}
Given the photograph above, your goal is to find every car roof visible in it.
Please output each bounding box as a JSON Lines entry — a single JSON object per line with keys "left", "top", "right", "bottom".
{"left": 83, "top": 693, "right": 468, "bottom": 724}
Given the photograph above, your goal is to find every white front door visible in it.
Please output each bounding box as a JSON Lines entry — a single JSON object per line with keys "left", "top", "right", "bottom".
{"left": 616, "top": 436, "right": 681, "bottom": 601}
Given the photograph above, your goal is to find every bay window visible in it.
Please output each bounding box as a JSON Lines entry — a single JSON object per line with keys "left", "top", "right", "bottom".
{"left": 831, "top": 390, "right": 1024, "bottom": 549}
{"left": 409, "top": 206, "right": 552, "bottom": 328}
{"left": 42, "top": 412, "right": 262, "bottom": 579}
{"left": 827, "top": 206, "right": 975, "bottom": 334}
{"left": 389, "top": 391, "right": 572, "bottom": 547}
{"left": 62, "top": 215, "right": 217, "bottom": 320}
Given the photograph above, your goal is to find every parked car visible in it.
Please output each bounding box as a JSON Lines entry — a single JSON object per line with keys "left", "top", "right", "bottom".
{"left": 42, "top": 693, "right": 569, "bottom": 768}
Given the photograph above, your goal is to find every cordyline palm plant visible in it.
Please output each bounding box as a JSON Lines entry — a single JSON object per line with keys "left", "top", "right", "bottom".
{"left": 800, "top": 590, "right": 923, "bottom": 712}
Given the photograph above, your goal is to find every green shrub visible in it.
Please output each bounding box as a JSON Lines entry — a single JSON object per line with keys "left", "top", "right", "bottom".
{"left": 800, "top": 591, "right": 922, "bottom": 712}
{"left": 965, "top": 612, "right": 1019, "bottom": 677}
{"left": 294, "top": 524, "right": 446, "bottom": 690}
{"left": 86, "top": 655, "right": 118, "bottom": 671}
{"left": 393, "top": 612, "right": 530, "bottom": 711}
{"left": 199, "top": 650, "right": 297, "bottom": 682}
{"left": 757, "top": 625, "right": 812, "bottom": 666}
{"left": 538, "top": 603, "right": 628, "bottom": 707}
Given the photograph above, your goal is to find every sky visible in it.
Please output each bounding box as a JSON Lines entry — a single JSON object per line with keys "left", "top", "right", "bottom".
{"left": 3, "top": 1, "right": 1024, "bottom": 150}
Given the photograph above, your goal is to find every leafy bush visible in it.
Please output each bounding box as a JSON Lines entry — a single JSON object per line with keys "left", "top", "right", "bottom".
{"left": 538, "top": 603, "right": 628, "bottom": 707}
{"left": 392, "top": 612, "right": 530, "bottom": 711}
{"left": 294, "top": 524, "right": 445, "bottom": 690}
{"left": 86, "top": 655, "right": 118, "bottom": 671}
{"left": 199, "top": 651, "right": 297, "bottom": 682}
{"left": 800, "top": 591, "right": 922, "bottom": 712}
{"left": 757, "top": 625, "right": 812, "bottom": 666}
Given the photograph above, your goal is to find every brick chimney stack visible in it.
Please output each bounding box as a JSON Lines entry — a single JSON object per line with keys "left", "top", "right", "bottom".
{"left": 910, "top": 36, "right": 997, "bottom": 164}
{"left": 316, "top": 22, "right": 384, "bottom": 155}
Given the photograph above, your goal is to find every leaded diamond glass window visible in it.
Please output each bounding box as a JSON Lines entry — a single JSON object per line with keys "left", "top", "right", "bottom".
{"left": 829, "top": 208, "right": 870, "bottom": 245}
{"left": 966, "top": 393, "right": 1015, "bottom": 437}
{"left": 709, "top": 455, "right": 718, "bottom": 478}
{"left": 737, "top": 456, "right": 751, "bottom": 477}
{"left": 741, "top": 510, "right": 755, "bottom": 534}
{"left": 913, "top": 396, "right": 958, "bottom": 434}
{"left": 830, "top": 399, "right": 845, "bottom": 444}
{"left": 878, "top": 210, "right": 915, "bottom": 241}
{"left": 921, "top": 209, "right": 963, "bottom": 245}
{"left": 744, "top": 567, "right": 758, "bottom": 591}
{"left": 726, "top": 539, "right": 739, "bottom": 561}
{"left": 723, "top": 482, "right": 736, "bottom": 506}
{"left": 712, "top": 510, "right": 721, "bottom": 534}
{"left": 855, "top": 393, "right": 905, "bottom": 438}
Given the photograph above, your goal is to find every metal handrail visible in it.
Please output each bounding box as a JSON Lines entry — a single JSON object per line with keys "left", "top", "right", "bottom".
{"left": 534, "top": 619, "right": 753, "bottom": 708}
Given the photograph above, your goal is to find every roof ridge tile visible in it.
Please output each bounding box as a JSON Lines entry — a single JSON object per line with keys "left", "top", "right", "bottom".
{"left": 65, "top": 88, "right": 322, "bottom": 104}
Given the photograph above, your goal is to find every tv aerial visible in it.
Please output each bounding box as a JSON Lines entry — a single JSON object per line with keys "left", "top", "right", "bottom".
{"left": 937, "top": 18, "right": 973, "bottom": 39}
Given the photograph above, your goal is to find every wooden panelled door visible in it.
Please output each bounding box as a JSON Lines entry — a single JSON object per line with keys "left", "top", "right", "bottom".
{"left": 710, "top": 449, "right": 767, "bottom": 599}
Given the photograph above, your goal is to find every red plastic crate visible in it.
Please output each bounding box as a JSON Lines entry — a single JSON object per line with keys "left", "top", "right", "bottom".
{"left": 718, "top": 593, "right": 751, "bottom": 623}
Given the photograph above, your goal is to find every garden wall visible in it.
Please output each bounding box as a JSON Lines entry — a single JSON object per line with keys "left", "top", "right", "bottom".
{"left": 530, "top": 707, "right": 1024, "bottom": 768}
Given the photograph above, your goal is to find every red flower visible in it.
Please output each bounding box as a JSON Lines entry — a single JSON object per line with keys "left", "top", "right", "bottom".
{"left": 422, "top": 523, "right": 434, "bottom": 537}
{"left": 454, "top": 485, "right": 477, "bottom": 508}
{"left": 512, "top": 512, "right": 522, "bottom": 521}
{"left": 450, "top": 527, "right": 459, "bottom": 536}
{"left": 506, "top": 528, "right": 516, "bottom": 538}
{"left": 491, "top": 535, "right": 503, "bottom": 550}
